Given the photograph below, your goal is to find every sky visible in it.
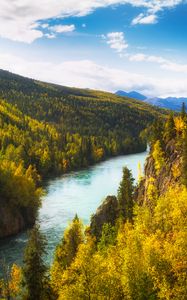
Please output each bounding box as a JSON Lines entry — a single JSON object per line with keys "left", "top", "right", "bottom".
{"left": 0, "top": 0, "right": 187, "bottom": 97}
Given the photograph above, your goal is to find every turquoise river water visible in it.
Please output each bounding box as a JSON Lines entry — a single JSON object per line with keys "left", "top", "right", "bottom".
{"left": 0, "top": 151, "right": 148, "bottom": 266}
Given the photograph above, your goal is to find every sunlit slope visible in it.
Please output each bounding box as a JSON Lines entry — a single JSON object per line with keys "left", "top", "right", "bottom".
{"left": 0, "top": 69, "right": 166, "bottom": 138}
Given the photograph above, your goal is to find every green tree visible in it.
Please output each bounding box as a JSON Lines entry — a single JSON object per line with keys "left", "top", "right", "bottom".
{"left": 181, "top": 102, "right": 187, "bottom": 120}
{"left": 164, "top": 113, "right": 176, "bottom": 142}
{"left": 98, "top": 223, "right": 117, "bottom": 252}
{"left": 117, "top": 167, "right": 135, "bottom": 221}
{"left": 22, "top": 225, "right": 47, "bottom": 300}
{"left": 149, "top": 118, "right": 164, "bottom": 146}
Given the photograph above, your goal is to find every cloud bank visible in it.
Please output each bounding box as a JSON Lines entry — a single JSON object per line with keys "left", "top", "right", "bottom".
{"left": 1, "top": 52, "right": 187, "bottom": 98}
{"left": 129, "top": 53, "right": 187, "bottom": 73}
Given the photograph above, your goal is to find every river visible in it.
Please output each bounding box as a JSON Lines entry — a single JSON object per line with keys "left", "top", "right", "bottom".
{"left": 0, "top": 151, "right": 148, "bottom": 267}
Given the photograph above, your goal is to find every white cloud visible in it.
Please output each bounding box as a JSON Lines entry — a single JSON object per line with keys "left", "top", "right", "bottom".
{"left": 131, "top": 0, "right": 183, "bottom": 25}
{"left": 129, "top": 53, "right": 166, "bottom": 64}
{"left": 161, "top": 61, "right": 187, "bottom": 72}
{"left": 132, "top": 13, "right": 157, "bottom": 25}
{"left": 104, "top": 33, "right": 187, "bottom": 74}
{"left": 105, "top": 32, "right": 128, "bottom": 53}
{"left": 1, "top": 52, "right": 187, "bottom": 97}
{"left": 129, "top": 53, "right": 187, "bottom": 73}
{"left": 0, "top": 0, "right": 184, "bottom": 43}
{"left": 49, "top": 24, "right": 75, "bottom": 33}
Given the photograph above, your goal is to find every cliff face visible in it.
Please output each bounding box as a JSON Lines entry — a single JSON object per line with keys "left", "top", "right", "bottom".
{"left": 0, "top": 203, "right": 35, "bottom": 239}
{"left": 136, "top": 140, "right": 181, "bottom": 204}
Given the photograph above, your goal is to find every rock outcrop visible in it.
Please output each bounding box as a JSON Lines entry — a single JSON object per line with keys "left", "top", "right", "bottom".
{"left": 0, "top": 202, "right": 35, "bottom": 239}
{"left": 136, "top": 140, "right": 181, "bottom": 204}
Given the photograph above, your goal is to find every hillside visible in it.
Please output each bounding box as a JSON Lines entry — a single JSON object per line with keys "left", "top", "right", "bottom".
{"left": 0, "top": 69, "right": 168, "bottom": 177}
{"left": 0, "top": 69, "right": 167, "bottom": 238}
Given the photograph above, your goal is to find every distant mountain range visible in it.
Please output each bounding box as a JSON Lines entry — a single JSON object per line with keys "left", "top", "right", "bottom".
{"left": 115, "top": 90, "right": 187, "bottom": 111}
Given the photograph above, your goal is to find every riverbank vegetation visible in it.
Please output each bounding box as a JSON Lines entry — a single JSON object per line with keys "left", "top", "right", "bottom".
{"left": 0, "top": 105, "right": 186, "bottom": 299}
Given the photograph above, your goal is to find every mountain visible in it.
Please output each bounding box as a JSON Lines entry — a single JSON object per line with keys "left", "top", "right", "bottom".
{"left": 0, "top": 69, "right": 167, "bottom": 238}
{"left": 115, "top": 89, "right": 187, "bottom": 111}
{"left": 116, "top": 90, "right": 147, "bottom": 101}
{"left": 146, "top": 96, "right": 187, "bottom": 111}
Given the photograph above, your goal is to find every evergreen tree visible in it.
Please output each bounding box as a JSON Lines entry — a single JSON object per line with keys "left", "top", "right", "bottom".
{"left": 22, "top": 225, "right": 47, "bottom": 300}
{"left": 149, "top": 118, "right": 164, "bottom": 148}
{"left": 98, "top": 223, "right": 117, "bottom": 251}
{"left": 181, "top": 102, "right": 187, "bottom": 120}
{"left": 117, "top": 167, "right": 135, "bottom": 221}
{"left": 164, "top": 113, "right": 176, "bottom": 142}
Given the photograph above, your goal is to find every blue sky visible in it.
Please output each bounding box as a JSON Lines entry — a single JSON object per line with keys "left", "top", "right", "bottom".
{"left": 0, "top": 0, "right": 187, "bottom": 97}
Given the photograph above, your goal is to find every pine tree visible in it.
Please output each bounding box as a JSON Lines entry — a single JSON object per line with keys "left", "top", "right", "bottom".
{"left": 181, "top": 102, "right": 187, "bottom": 120}
{"left": 117, "top": 167, "right": 135, "bottom": 221}
{"left": 22, "top": 224, "right": 47, "bottom": 300}
{"left": 164, "top": 113, "right": 176, "bottom": 142}
{"left": 150, "top": 118, "right": 164, "bottom": 145}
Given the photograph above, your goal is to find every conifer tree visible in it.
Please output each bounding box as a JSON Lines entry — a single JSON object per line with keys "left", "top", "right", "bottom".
{"left": 117, "top": 167, "right": 135, "bottom": 221}
{"left": 22, "top": 225, "right": 47, "bottom": 300}
{"left": 148, "top": 118, "right": 164, "bottom": 149}
{"left": 164, "top": 113, "right": 176, "bottom": 142}
{"left": 181, "top": 102, "right": 187, "bottom": 120}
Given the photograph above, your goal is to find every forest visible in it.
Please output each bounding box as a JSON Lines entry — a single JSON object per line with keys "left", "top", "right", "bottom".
{"left": 0, "top": 69, "right": 167, "bottom": 238}
{"left": 0, "top": 105, "right": 186, "bottom": 299}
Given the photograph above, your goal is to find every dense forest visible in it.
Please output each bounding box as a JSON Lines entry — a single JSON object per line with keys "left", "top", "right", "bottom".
{"left": 0, "top": 69, "right": 167, "bottom": 238}
{"left": 0, "top": 105, "right": 186, "bottom": 299}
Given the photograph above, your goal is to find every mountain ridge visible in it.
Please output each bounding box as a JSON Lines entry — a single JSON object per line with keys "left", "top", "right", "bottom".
{"left": 116, "top": 90, "right": 187, "bottom": 111}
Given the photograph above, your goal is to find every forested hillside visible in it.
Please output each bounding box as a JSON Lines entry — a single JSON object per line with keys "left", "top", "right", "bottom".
{"left": 1, "top": 104, "right": 186, "bottom": 300}
{"left": 0, "top": 69, "right": 167, "bottom": 238}
{"left": 0, "top": 69, "right": 168, "bottom": 177}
